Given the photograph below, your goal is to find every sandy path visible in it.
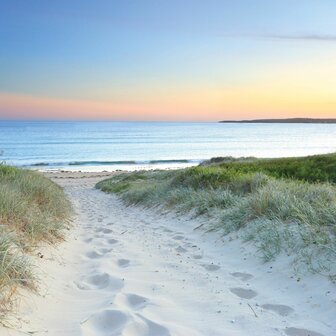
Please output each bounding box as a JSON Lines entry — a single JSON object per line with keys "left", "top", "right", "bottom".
{"left": 2, "top": 174, "right": 335, "bottom": 336}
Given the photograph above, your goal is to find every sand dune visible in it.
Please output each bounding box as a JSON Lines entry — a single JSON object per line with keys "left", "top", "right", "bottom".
{"left": 1, "top": 173, "right": 335, "bottom": 336}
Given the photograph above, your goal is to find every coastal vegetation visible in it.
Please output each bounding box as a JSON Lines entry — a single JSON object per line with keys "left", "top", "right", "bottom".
{"left": 97, "top": 153, "right": 336, "bottom": 280}
{"left": 0, "top": 165, "right": 71, "bottom": 317}
{"left": 200, "top": 153, "right": 336, "bottom": 183}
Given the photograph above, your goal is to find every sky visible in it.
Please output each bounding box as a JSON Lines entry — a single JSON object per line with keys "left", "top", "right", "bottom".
{"left": 0, "top": 0, "right": 336, "bottom": 121}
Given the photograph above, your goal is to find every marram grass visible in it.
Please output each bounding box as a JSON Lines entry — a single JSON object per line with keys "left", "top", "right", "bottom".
{"left": 97, "top": 153, "right": 336, "bottom": 280}
{"left": 0, "top": 165, "right": 71, "bottom": 317}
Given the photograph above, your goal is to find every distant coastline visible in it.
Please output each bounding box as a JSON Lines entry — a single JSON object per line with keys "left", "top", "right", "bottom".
{"left": 219, "top": 118, "right": 336, "bottom": 124}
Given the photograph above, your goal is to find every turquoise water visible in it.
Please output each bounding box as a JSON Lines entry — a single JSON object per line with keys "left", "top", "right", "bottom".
{"left": 1, "top": 121, "right": 336, "bottom": 171}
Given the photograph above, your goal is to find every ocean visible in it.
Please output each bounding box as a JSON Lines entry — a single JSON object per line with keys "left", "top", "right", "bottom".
{"left": 1, "top": 121, "right": 336, "bottom": 171}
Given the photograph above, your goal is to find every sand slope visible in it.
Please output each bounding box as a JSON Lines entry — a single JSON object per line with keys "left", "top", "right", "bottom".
{"left": 1, "top": 173, "right": 335, "bottom": 336}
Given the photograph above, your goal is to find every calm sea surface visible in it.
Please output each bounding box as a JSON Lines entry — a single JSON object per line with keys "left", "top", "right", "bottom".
{"left": 1, "top": 121, "right": 336, "bottom": 171}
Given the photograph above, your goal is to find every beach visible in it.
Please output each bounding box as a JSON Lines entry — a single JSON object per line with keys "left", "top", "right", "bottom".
{"left": 2, "top": 1, "right": 336, "bottom": 335}
{"left": 1, "top": 170, "right": 335, "bottom": 336}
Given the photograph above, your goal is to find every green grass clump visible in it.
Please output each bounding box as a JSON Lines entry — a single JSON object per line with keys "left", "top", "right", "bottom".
{"left": 97, "top": 153, "right": 336, "bottom": 279}
{"left": 0, "top": 165, "right": 71, "bottom": 316}
{"left": 171, "top": 166, "right": 269, "bottom": 194}
{"left": 203, "top": 152, "right": 336, "bottom": 183}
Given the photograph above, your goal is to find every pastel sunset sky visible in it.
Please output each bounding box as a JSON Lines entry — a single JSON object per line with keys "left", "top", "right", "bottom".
{"left": 1, "top": 0, "right": 336, "bottom": 121}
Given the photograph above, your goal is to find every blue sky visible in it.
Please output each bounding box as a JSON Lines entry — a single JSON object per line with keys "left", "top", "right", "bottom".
{"left": 1, "top": 0, "right": 336, "bottom": 120}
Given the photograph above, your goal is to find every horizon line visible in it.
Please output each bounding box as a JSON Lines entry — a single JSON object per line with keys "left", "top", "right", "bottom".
{"left": 1, "top": 117, "right": 336, "bottom": 123}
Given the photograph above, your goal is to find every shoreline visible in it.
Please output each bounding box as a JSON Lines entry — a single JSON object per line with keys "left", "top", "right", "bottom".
{"left": 32, "top": 162, "right": 199, "bottom": 173}
{"left": 10, "top": 151, "right": 336, "bottom": 174}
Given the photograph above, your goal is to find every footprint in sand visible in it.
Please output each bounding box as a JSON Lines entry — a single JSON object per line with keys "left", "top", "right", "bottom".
{"left": 74, "top": 273, "right": 123, "bottom": 291}
{"left": 98, "top": 247, "right": 113, "bottom": 254}
{"left": 231, "top": 272, "right": 253, "bottom": 281}
{"left": 175, "top": 246, "right": 188, "bottom": 253}
{"left": 106, "top": 238, "right": 118, "bottom": 244}
{"left": 102, "top": 228, "right": 113, "bottom": 234}
{"left": 115, "top": 293, "right": 149, "bottom": 310}
{"left": 123, "top": 315, "right": 171, "bottom": 336}
{"left": 230, "top": 287, "right": 258, "bottom": 299}
{"left": 125, "top": 294, "right": 148, "bottom": 310}
{"left": 86, "top": 251, "right": 104, "bottom": 259}
{"left": 117, "top": 258, "right": 130, "bottom": 268}
{"left": 285, "top": 327, "right": 324, "bottom": 336}
{"left": 262, "top": 303, "right": 294, "bottom": 317}
{"left": 81, "top": 309, "right": 129, "bottom": 335}
{"left": 202, "top": 263, "right": 221, "bottom": 271}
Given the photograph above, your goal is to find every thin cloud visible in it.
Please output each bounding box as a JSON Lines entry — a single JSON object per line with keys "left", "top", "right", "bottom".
{"left": 263, "top": 34, "right": 336, "bottom": 41}
{"left": 219, "top": 33, "right": 336, "bottom": 42}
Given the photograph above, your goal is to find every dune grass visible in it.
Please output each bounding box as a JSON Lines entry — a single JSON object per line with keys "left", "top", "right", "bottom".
{"left": 0, "top": 165, "right": 71, "bottom": 317}
{"left": 201, "top": 152, "right": 336, "bottom": 183}
{"left": 96, "top": 153, "right": 336, "bottom": 280}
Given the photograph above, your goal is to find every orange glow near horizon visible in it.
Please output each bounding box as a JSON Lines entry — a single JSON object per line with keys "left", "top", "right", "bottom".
{"left": 1, "top": 89, "right": 335, "bottom": 121}
{"left": 1, "top": 83, "right": 335, "bottom": 121}
{"left": 1, "top": 56, "right": 336, "bottom": 121}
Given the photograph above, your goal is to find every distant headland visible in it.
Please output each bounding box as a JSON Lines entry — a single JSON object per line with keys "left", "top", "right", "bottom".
{"left": 219, "top": 118, "right": 336, "bottom": 124}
